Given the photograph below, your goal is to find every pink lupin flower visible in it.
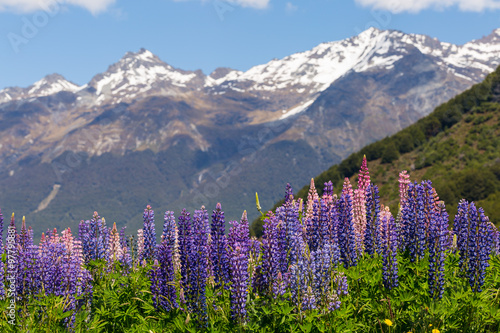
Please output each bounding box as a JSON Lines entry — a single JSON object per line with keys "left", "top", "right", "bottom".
{"left": 72, "top": 239, "right": 84, "bottom": 267}
{"left": 398, "top": 170, "right": 410, "bottom": 207}
{"left": 305, "top": 178, "right": 319, "bottom": 222}
{"left": 49, "top": 228, "right": 60, "bottom": 244}
{"left": 61, "top": 228, "right": 74, "bottom": 256}
{"left": 342, "top": 178, "right": 353, "bottom": 201}
{"left": 136, "top": 229, "right": 145, "bottom": 264}
{"left": 357, "top": 155, "right": 371, "bottom": 192}
{"left": 353, "top": 157, "right": 371, "bottom": 253}
{"left": 108, "top": 222, "right": 123, "bottom": 262}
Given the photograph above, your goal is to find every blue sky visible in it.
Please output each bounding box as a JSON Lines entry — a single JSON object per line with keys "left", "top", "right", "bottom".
{"left": 1, "top": 0, "right": 500, "bottom": 89}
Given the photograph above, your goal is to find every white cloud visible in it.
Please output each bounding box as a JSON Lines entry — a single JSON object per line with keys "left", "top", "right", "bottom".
{"left": 355, "top": 0, "right": 500, "bottom": 13}
{"left": 175, "top": 0, "right": 270, "bottom": 9}
{"left": 285, "top": 2, "right": 298, "bottom": 13}
{"left": 230, "top": 0, "right": 270, "bottom": 9}
{"left": 0, "top": 0, "right": 116, "bottom": 14}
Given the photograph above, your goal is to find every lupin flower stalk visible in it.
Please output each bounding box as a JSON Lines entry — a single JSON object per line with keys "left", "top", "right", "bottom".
{"left": 284, "top": 183, "right": 294, "bottom": 203}
{"left": 289, "top": 240, "right": 311, "bottom": 311}
{"left": 400, "top": 182, "right": 428, "bottom": 261}
{"left": 472, "top": 208, "right": 493, "bottom": 292}
{"left": 108, "top": 223, "right": 123, "bottom": 263}
{"left": 337, "top": 194, "right": 357, "bottom": 268}
{"left": 0, "top": 208, "right": 3, "bottom": 253}
{"left": 352, "top": 156, "right": 370, "bottom": 252}
{"left": 230, "top": 243, "right": 250, "bottom": 324}
{"left": 228, "top": 211, "right": 251, "bottom": 324}
{"left": 141, "top": 205, "right": 157, "bottom": 262}
{"left": 149, "top": 259, "right": 162, "bottom": 309}
{"left": 79, "top": 212, "right": 108, "bottom": 264}
{"left": 61, "top": 228, "right": 74, "bottom": 257}
{"left": 210, "top": 203, "right": 230, "bottom": 289}
{"left": 305, "top": 178, "right": 319, "bottom": 222}
{"left": 118, "top": 226, "right": 132, "bottom": 267}
{"left": 178, "top": 209, "right": 193, "bottom": 299}
{"left": 153, "top": 236, "right": 178, "bottom": 311}
{"left": 0, "top": 255, "right": 4, "bottom": 300}
{"left": 379, "top": 212, "right": 398, "bottom": 289}
{"left": 136, "top": 229, "right": 144, "bottom": 264}
{"left": 342, "top": 178, "right": 353, "bottom": 203}
{"left": 398, "top": 170, "right": 410, "bottom": 208}
{"left": 189, "top": 207, "right": 210, "bottom": 321}
{"left": 322, "top": 181, "right": 334, "bottom": 203}
{"left": 163, "top": 211, "right": 180, "bottom": 276}
{"left": 257, "top": 212, "right": 280, "bottom": 295}
{"left": 364, "top": 184, "right": 380, "bottom": 257}
{"left": 428, "top": 201, "right": 448, "bottom": 299}
{"left": 307, "top": 200, "right": 321, "bottom": 253}
{"left": 312, "top": 243, "right": 333, "bottom": 310}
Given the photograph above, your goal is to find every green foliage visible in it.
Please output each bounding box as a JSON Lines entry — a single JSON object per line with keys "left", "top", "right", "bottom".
{"left": 381, "top": 142, "right": 399, "bottom": 164}
{"left": 2, "top": 249, "right": 499, "bottom": 332}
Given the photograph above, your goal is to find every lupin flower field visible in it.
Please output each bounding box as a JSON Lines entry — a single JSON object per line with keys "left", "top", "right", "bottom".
{"left": 1, "top": 157, "right": 500, "bottom": 332}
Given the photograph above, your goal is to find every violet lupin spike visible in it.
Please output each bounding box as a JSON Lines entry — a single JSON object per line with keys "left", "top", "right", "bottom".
{"left": 210, "top": 203, "right": 230, "bottom": 289}
{"left": 258, "top": 212, "right": 279, "bottom": 295}
{"left": 163, "top": 211, "right": 180, "bottom": 275}
{"left": 0, "top": 208, "right": 3, "bottom": 254}
{"left": 189, "top": 207, "right": 210, "bottom": 321}
{"left": 141, "top": 205, "right": 157, "bottom": 262}
{"left": 428, "top": 201, "right": 448, "bottom": 299}
{"left": 380, "top": 213, "right": 398, "bottom": 289}
{"left": 178, "top": 208, "right": 193, "bottom": 300}
{"left": 229, "top": 243, "right": 250, "bottom": 324}
{"left": 337, "top": 193, "right": 357, "bottom": 268}
{"left": 364, "top": 184, "right": 380, "bottom": 257}
{"left": 284, "top": 183, "right": 294, "bottom": 203}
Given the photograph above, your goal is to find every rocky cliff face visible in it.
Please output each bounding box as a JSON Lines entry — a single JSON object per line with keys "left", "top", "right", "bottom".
{"left": 1, "top": 27, "right": 499, "bottom": 236}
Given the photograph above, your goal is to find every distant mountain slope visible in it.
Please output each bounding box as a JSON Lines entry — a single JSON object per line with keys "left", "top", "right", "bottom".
{"left": 257, "top": 65, "right": 500, "bottom": 237}
{"left": 2, "top": 28, "right": 500, "bottom": 239}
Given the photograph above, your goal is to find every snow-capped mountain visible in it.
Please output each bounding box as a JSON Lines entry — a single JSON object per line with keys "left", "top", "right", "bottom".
{"left": 0, "top": 74, "right": 79, "bottom": 104}
{"left": 1, "top": 27, "right": 500, "bottom": 237}
{"left": 85, "top": 48, "right": 206, "bottom": 104}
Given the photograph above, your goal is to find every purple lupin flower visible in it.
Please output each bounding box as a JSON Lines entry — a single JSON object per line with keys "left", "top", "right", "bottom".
{"left": 229, "top": 243, "right": 250, "bottom": 324}
{"left": 284, "top": 183, "right": 294, "bottom": 203}
{"left": 364, "top": 184, "right": 380, "bottom": 257}
{"left": 178, "top": 209, "right": 193, "bottom": 300}
{"left": 283, "top": 200, "right": 302, "bottom": 266}
{"left": 228, "top": 211, "right": 251, "bottom": 324}
{"left": 156, "top": 238, "right": 178, "bottom": 311}
{"left": 312, "top": 243, "right": 332, "bottom": 310}
{"left": 379, "top": 212, "right": 398, "bottom": 289}
{"left": 306, "top": 199, "right": 320, "bottom": 253}
{"left": 323, "top": 181, "right": 334, "bottom": 198}
{"left": 141, "top": 205, "right": 157, "bottom": 262}
{"left": 337, "top": 194, "right": 357, "bottom": 268}
{"left": 289, "top": 240, "right": 310, "bottom": 311}
{"left": 428, "top": 201, "right": 448, "bottom": 299}
{"left": 150, "top": 259, "right": 162, "bottom": 309}
{"left": 189, "top": 207, "right": 210, "bottom": 321}
{"left": 163, "top": 211, "right": 180, "bottom": 275}
{"left": 471, "top": 208, "right": 494, "bottom": 292}
{"left": 79, "top": 212, "right": 108, "bottom": 263}
{"left": 400, "top": 182, "right": 429, "bottom": 261}
{"left": 0, "top": 208, "right": 4, "bottom": 253}
{"left": 256, "top": 212, "right": 280, "bottom": 295}
{"left": 272, "top": 271, "right": 287, "bottom": 298}
{"left": 210, "top": 203, "right": 230, "bottom": 289}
